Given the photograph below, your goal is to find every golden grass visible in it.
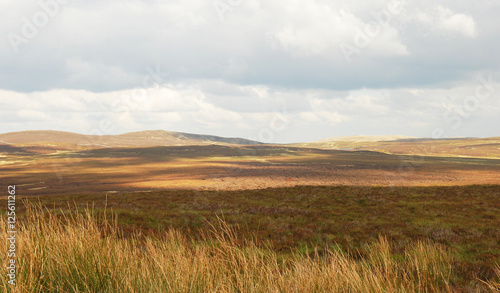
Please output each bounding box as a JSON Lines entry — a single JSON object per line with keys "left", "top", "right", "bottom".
{"left": 1, "top": 203, "right": 498, "bottom": 292}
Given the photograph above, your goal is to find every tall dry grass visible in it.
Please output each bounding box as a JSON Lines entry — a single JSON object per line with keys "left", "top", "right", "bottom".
{"left": 0, "top": 203, "right": 496, "bottom": 292}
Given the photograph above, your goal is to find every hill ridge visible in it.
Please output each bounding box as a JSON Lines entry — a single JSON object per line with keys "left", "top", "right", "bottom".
{"left": 313, "top": 135, "right": 416, "bottom": 143}
{"left": 0, "top": 130, "right": 261, "bottom": 148}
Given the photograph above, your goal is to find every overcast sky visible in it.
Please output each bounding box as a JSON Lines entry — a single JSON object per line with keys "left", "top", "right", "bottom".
{"left": 1, "top": 0, "right": 499, "bottom": 143}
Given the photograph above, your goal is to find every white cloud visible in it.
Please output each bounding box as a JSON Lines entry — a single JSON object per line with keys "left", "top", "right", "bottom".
{"left": 270, "top": 0, "right": 408, "bottom": 58}
{"left": 437, "top": 6, "right": 477, "bottom": 38}
{"left": 0, "top": 75, "right": 499, "bottom": 141}
{"left": 298, "top": 112, "right": 322, "bottom": 122}
{"left": 16, "top": 109, "right": 50, "bottom": 121}
{"left": 193, "top": 99, "right": 243, "bottom": 123}
{"left": 315, "top": 111, "right": 350, "bottom": 125}
{"left": 414, "top": 5, "right": 477, "bottom": 38}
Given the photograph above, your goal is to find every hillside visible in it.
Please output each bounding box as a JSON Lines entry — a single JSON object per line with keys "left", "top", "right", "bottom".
{"left": 293, "top": 136, "right": 500, "bottom": 159}
{"left": 0, "top": 130, "right": 261, "bottom": 150}
{"left": 2, "top": 130, "right": 500, "bottom": 159}
{"left": 312, "top": 135, "right": 416, "bottom": 143}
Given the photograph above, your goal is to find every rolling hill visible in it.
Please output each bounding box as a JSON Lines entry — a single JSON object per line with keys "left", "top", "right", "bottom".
{"left": 311, "top": 135, "right": 416, "bottom": 143}
{"left": 293, "top": 135, "right": 500, "bottom": 159}
{"left": 1, "top": 130, "right": 500, "bottom": 159}
{"left": 0, "top": 130, "right": 261, "bottom": 150}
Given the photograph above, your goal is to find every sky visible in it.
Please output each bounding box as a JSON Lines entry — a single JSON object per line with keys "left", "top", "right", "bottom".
{"left": 1, "top": 0, "right": 499, "bottom": 143}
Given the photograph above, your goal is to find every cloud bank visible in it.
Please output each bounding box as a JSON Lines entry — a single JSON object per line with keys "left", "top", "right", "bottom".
{"left": 1, "top": 0, "right": 498, "bottom": 141}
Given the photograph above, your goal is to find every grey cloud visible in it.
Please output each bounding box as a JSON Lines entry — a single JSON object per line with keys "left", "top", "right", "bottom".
{"left": 1, "top": 0, "right": 498, "bottom": 92}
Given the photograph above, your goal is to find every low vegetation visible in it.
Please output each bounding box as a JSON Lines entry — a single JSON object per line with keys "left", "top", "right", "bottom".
{"left": 27, "top": 185, "right": 500, "bottom": 283}
{"left": 1, "top": 203, "right": 495, "bottom": 292}
{"left": 3, "top": 142, "right": 500, "bottom": 196}
{"left": 3, "top": 189, "right": 499, "bottom": 292}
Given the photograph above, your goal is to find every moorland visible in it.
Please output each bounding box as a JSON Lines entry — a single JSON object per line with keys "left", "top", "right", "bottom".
{"left": 1, "top": 130, "right": 499, "bottom": 291}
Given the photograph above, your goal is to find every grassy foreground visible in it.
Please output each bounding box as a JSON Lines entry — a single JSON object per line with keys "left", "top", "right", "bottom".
{"left": 2, "top": 203, "right": 499, "bottom": 292}
{"left": 26, "top": 185, "right": 500, "bottom": 283}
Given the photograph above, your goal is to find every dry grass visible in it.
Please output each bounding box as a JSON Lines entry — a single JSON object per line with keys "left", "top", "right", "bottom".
{"left": 481, "top": 266, "right": 500, "bottom": 292}
{"left": 3, "top": 203, "right": 498, "bottom": 293}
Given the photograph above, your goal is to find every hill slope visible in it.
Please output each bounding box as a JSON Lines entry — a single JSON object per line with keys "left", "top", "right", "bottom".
{"left": 294, "top": 136, "right": 500, "bottom": 159}
{"left": 0, "top": 130, "right": 261, "bottom": 149}
{"left": 312, "top": 135, "right": 415, "bottom": 143}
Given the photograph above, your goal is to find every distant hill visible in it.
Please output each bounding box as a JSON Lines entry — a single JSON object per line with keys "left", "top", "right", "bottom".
{"left": 292, "top": 135, "right": 500, "bottom": 159}
{"left": 291, "top": 135, "right": 417, "bottom": 149}
{"left": 2, "top": 131, "right": 499, "bottom": 159}
{"left": 312, "top": 135, "right": 416, "bottom": 143}
{"left": 0, "top": 130, "right": 261, "bottom": 149}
